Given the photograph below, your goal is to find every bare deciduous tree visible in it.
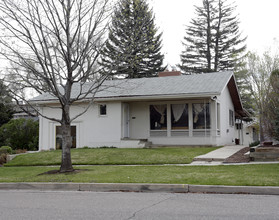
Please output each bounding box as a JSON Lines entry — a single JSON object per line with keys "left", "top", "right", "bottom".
{"left": 241, "top": 51, "right": 279, "bottom": 142}
{"left": 0, "top": 0, "right": 112, "bottom": 172}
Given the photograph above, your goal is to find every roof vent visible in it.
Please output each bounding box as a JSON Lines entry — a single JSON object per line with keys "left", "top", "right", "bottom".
{"left": 158, "top": 71, "right": 182, "bottom": 77}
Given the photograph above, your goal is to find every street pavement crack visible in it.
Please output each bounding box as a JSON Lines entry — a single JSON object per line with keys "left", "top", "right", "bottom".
{"left": 125, "top": 195, "right": 176, "bottom": 220}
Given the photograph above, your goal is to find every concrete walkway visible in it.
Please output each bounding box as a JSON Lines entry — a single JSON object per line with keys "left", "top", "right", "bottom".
{"left": 192, "top": 145, "right": 247, "bottom": 164}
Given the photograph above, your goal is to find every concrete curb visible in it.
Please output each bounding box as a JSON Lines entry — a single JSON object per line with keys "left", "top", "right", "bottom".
{"left": 188, "top": 185, "right": 279, "bottom": 195}
{"left": 1, "top": 183, "right": 279, "bottom": 195}
{"left": 0, "top": 183, "right": 189, "bottom": 193}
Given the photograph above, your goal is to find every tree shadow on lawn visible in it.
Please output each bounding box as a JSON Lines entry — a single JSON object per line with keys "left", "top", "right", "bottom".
{"left": 38, "top": 169, "right": 88, "bottom": 176}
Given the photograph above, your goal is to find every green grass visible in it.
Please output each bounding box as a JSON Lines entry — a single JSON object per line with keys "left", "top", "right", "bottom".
{"left": 5, "top": 147, "right": 219, "bottom": 166}
{"left": 1, "top": 164, "right": 279, "bottom": 186}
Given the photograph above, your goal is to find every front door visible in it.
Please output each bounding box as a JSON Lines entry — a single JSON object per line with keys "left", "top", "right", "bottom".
{"left": 123, "top": 103, "right": 129, "bottom": 138}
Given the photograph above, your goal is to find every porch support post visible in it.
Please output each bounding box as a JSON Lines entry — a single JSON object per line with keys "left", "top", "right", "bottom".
{"left": 167, "top": 104, "right": 171, "bottom": 137}
{"left": 210, "top": 100, "right": 217, "bottom": 137}
{"left": 210, "top": 100, "right": 217, "bottom": 145}
{"left": 189, "top": 102, "right": 193, "bottom": 137}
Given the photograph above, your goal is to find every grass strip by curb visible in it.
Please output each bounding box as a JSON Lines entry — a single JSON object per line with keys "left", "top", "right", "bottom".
{"left": 1, "top": 164, "right": 279, "bottom": 186}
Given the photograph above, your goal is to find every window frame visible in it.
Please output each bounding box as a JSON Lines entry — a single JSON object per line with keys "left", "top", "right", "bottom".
{"left": 149, "top": 104, "right": 167, "bottom": 131}
{"left": 171, "top": 103, "right": 189, "bottom": 130}
{"left": 192, "top": 103, "right": 211, "bottom": 130}
{"left": 229, "top": 109, "right": 234, "bottom": 127}
{"left": 99, "top": 104, "right": 107, "bottom": 116}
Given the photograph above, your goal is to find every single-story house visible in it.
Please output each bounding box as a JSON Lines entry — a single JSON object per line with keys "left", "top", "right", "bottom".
{"left": 32, "top": 71, "right": 251, "bottom": 150}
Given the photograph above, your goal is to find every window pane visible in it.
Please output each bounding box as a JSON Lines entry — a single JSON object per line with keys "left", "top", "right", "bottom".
{"left": 150, "top": 105, "right": 167, "bottom": 130}
{"left": 171, "top": 104, "right": 188, "bottom": 129}
{"left": 56, "top": 126, "right": 76, "bottom": 149}
{"left": 100, "top": 104, "right": 107, "bottom": 115}
{"left": 193, "top": 103, "right": 210, "bottom": 129}
{"left": 229, "top": 110, "right": 234, "bottom": 126}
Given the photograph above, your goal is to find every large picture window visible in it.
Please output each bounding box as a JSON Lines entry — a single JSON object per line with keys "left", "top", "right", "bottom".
{"left": 150, "top": 105, "right": 167, "bottom": 130}
{"left": 56, "top": 126, "right": 76, "bottom": 149}
{"left": 171, "top": 104, "right": 188, "bottom": 130}
{"left": 193, "top": 103, "right": 210, "bottom": 129}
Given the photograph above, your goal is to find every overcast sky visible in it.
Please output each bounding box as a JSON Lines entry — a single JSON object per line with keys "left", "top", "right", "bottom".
{"left": 149, "top": 0, "right": 279, "bottom": 67}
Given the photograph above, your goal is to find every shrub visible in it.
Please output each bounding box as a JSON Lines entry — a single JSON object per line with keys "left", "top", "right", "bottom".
{"left": 0, "top": 118, "right": 39, "bottom": 151}
{"left": 98, "top": 146, "right": 117, "bottom": 149}
{"left": 0, "top": 146, "right": 12, "bottom": 154}
{"left": 0, "top": 148, "right": 7, "bottom": 155}
{"left": 249, "top": 140, "right": 260, "bottom": 147}
{"left": 0, "top": 153, "right": 6, "bottom": 165}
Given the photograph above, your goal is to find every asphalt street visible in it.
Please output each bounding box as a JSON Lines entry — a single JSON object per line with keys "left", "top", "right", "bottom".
{"left": 0, "top": 190, "right": 279, "bottom": 220}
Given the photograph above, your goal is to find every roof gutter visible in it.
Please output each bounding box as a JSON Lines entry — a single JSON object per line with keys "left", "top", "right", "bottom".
{"left": 30, "top": 93, "right": 220, "bottom": 105}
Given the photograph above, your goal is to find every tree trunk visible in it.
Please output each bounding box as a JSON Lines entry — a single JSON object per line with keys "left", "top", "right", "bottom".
{"left": 206, "top": 0, "right": 212, "bottom": 72}
{"left": 259, "top": 111, "right": 265, "bottom": 144}
{"left": 59, "top": 123, "right": 74, "bottom": 173}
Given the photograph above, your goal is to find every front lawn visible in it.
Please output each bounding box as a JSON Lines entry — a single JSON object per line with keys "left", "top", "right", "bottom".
{"left": 1, "top": 164, "right": 279, "bottom": 186}
{"left": 5, "top": 147, "right": 219, "bottom": 166}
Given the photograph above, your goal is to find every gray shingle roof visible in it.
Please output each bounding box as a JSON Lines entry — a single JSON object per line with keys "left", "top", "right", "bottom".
{"left": 31, "top": 71, "right": 233, "bottom": 102}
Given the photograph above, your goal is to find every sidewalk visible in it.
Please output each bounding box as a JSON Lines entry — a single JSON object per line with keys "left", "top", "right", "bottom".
{"left": 1, "top": 146, "right": 279, "bottom": 195}
{"left": 192, "top": 145, "right": 247, "bottom": 165}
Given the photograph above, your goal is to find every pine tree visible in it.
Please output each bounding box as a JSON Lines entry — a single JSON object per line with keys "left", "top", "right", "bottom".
{"left": 179, "top": 0, "right": 246, "bottom": 74}
{"left": 0, "top": 79, "right": 13, "bottom": 127}
{"left": 100, "top": 0, "right": 165, "bottom": 78}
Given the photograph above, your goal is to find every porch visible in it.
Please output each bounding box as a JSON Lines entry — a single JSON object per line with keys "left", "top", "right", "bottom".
{"left": 121, "top": 98, "right": 222, "bottom": 146}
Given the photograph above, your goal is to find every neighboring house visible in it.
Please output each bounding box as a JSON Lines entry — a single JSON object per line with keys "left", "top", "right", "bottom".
{"left": 13, "top": 102, "right": 38, "bottom": 121}
{"left": 31, "top": 71, "right": 249, "bottom": 150}
{"left": 234, "top": 119, "right": 259, "bottom": 146}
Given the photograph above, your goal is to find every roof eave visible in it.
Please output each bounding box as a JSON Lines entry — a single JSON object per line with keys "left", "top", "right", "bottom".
{"left": 94, "top": 93, "right": 220, "bottom": 102}
{"left": 32, "top": 93, "right": 221, "bottom": 105}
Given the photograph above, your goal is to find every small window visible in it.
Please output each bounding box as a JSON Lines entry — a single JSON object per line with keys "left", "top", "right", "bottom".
{"left": 229, "top": 110, "right": 234, "bottom": 126}
{"left": 236, "top": 123, "right": 242, "bottom": 130}
{"left": 99, "top": 104, "right": 107, "bottom": 116}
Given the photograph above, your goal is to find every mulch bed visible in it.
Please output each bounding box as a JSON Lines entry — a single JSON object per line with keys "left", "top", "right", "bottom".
{"left": 223, "top": 147, "right": 250, "bottom": 163}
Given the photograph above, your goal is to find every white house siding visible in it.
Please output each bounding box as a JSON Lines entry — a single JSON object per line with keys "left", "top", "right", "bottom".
{"left": 39, "top": 86, "right": 238, "bottom": 150}
{"left": 216, "top": 86, "right": 236, "bottom": 146}
{"left": 39, "top": 102, "right": 123, "bottom": 150}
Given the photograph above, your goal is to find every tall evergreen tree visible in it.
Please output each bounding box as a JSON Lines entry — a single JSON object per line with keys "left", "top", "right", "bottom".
{"left": 179, "top": 0, "right": 246, "bottom": 74}
{"left": 0, "top": 79, "right": 13, "bottom": 127}
{"left": 100, "top": 0, "right": 165, "bottom": 78}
